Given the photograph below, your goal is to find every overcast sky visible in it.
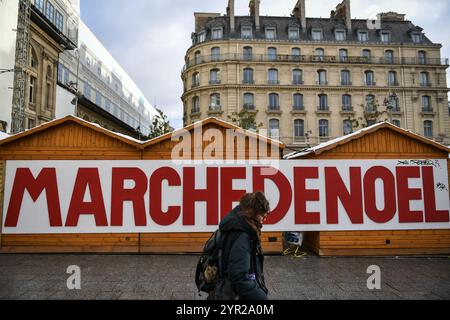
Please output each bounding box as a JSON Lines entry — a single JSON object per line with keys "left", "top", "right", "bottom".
{"left": 80, "top": 0, "right": 450, "bottom": 130}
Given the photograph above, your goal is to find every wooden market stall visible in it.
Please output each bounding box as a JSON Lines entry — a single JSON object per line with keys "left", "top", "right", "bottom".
{"left": 287, "top": 122, "right": 450, "bottom": 256}
{"left": 0, "top": 116, "right": 284, "bottom": 254}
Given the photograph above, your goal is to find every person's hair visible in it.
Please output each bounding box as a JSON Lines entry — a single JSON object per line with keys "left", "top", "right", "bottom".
{"left": 240, "top": 192, "right": 270, "bottom": 217}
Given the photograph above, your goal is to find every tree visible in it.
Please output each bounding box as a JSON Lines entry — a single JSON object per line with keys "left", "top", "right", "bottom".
{"left": 346, "top": 98, "right": 390, "bottom": 131}
{"left": 227, "top": 109, "right": 263, "bottom": 132}
{"left": 146, "top": 108, "right": 172, "bottom": 139}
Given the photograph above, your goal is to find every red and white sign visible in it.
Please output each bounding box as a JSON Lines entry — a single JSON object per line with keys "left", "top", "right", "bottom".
{"left": 2, "top": 160, "right": 450, "bottom": 234}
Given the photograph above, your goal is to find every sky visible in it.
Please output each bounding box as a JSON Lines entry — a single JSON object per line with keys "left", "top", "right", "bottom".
{"left": 80, "top": 0, "right": 450, "bottom": 130}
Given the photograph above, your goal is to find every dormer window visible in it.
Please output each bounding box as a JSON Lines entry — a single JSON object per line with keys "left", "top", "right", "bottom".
{"left": 288, "top": 27, "right": 300, "bottom": 40}
{"left": 412, "top": 33, "right": 422, "bottom": 44}
{"left": 335, "top": 30, "right": 346, "bottom": 41}
{"left": 380, "top": 31, "right": 391, "bottom": 43}
{"left": 265, "top": 27, "right": 277, "bottom": 40}
{"left": 358, "top": 31, "right": 368, "bottom": 42}
{"left": 241, "top": 26, "right": 253, "bottom": 39}
{"left": 198, "top": 32, "right": 206, "bottom": 43}
{"left": 211, "top": 28, "right": 223, "bottom": 40}
{"left": 312, "top": 29, "right": 323, "bottom": 41}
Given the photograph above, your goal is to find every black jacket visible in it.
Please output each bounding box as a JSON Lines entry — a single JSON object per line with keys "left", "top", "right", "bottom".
{"left": 219, "top": 206, "right": 268, "bottom": 300}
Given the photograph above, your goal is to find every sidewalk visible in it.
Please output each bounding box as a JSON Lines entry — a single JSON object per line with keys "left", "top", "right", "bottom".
{"left": 0, "top": 254, "right": 449, "bottom": 300}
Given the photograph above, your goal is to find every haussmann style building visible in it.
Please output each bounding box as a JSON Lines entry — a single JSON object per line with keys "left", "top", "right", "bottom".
{"left": 181, "top": 0, "right": 450, "bottom": 153}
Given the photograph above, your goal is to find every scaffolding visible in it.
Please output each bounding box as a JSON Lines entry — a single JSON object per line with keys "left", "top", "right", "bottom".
{"left": 11, "top": 0, "right": 31, "bottom": 134}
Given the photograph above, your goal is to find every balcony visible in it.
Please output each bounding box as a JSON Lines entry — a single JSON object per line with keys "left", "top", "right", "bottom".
{"left": 340, "top": 107, "right": 355, "bottom": 116}
{"left": 208, "top": 106, "right": 223, "bottom": 116}
{"left": 316, "top": 81, "right": 328, "bottom": 85}
{"left": 341, "top": 81, "right": 352, "bottom": 86}
{"left": 292, "top": 80, "right": 304, "bottom": 85}
{"left": 242, "top": 80, "right": 255, "bottom": 85}
{"left": 266, "top": 107, "right": 282, "bottom": 115}
{"left": 267, "top": 80, "right": 280, "bottom": 85}
{"left": 209, "top": 80, "right": 221, "bottom": 85}
{"left": 420, "top": 82, "right": 433, "bottom": 88}
{"left": 421, "top": 109, "right": 436, "bottom": 117}
{"left": 191, "top": 82, "right": 200, "bottom": 89}
{"left": 243, "top": 104, "right": 257, "bottom": 112}
{"left": 182, "top": 54, "right": 450, "bottom": 72}
{"left": 389, "top": 81, "right": 400, "bottom": 86}
{"left": 292, "top": 107, "right": 306, "bottom": 116}
{"left": 364, "top": 82, "right": 377, "bottom": 87}
{"left": 316, "top": 107, "right": 331, "bottom": 116}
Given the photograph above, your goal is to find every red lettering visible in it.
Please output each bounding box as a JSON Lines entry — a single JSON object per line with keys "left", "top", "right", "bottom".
{"left": 422, "top": 166, "right": 449, "bottom": 223}
{"left": 325, "top": 167, "right": 363, "bottom": 224}
{"left": 220, "top": 167, "right": 247, "bottom": 219}
{"left": 364, "top": 167, "right": 396, "bottom": 223}
{"left": 396, "top": 167, "right": 423, "bottom": 223}
{"left": 253, "top": 167, "right": 292, "bottom": 224}
{"left": 65, "top": 168, "right": 108, "bottom": 227}
{"left": 183, "top": 167, "right": 219, "bottom": 226}
{"left": 111, "top": 168, "right": 148, "bottom": 227}
{"left": 294, "top": 167, "right": 320, "bottom": 224}
{"left": 150, "top": 167, "right": 181, "bottom": 226}
{"left": 5, "top": 168, "right": 62, "bottom": 227}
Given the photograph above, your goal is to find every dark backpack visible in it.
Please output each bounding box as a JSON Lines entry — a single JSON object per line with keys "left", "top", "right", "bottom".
{"left": 195, "top": 229, "right": 241, "bottom": 298}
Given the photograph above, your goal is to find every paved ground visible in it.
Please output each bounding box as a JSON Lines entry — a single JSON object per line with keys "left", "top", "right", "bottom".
{"left": 0, "top": 254, "right": 449, "bottom": 300}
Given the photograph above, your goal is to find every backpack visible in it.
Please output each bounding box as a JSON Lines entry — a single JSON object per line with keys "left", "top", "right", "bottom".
{"left": 195, "top": 229, "right": 241, "bottom": 298}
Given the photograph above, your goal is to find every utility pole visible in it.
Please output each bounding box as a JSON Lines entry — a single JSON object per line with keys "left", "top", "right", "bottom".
{"left": 11, "top": 0, "right": 31, "bottom": 134}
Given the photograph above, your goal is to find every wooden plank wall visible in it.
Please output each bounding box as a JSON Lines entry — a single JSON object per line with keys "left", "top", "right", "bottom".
{"left": 0, "top": 121, "right": 283, "bottom": 254}
{"left": 301, "top": 128, "right": 450, "bottom": 256}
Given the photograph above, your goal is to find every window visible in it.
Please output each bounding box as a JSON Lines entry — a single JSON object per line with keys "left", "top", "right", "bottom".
{"left": 319, "top": 120, "right": 329, "bottom": 137}
{"left": 385, "top": 50, "right": 394, "bottom": 64}
{"left": 210, "top": 69, "right": 220, "bottom": 84}
{"left": 28, "top": 118, "right": 36, "bottom": 130}
{"left": 343, "top": 120, "right": 353, "bottom": 135}
{"left": 83, "top": 82, "right": 91, "bottom": 99}
{"left": 96, "top": 92, "right": 102, "bottom": 107}
{"left": 365, "top": 70, "right": 375, "bottom": 86}
{"left": 312, "top": 29, "right": 323, "bottom": 41}
{"left": 265, "top": 27, "right": 276, "bottom": 40}
{"left": 418, "top": 51, "right": 427, "bottom": 65}
{"left": 57, "top": 63, "right": 62, "bottom": 83}
{"left": 55, "top": 10, "right": 64, "bottom": 32}
{"left": 268, "top": 47, "right": 277, "bottom": 61}
{"left": 339, "top": 49, "right": 348, "bottom": 62}
{"left": 268, "top": 69, "right": 278, "bottom": 84}
{"left": 420, "top": 72, "right": 430, "bottom": 87}
{"left": 243, "top": 93, "right": 254, "bottom": 110}
{"left": 293, "top": 94, "right": 304, "bottom": 111}
{"left": 269, "top": 93, "right": 279, "bottom": 110}
{"left": 211, "top": 28, "right": 223, "bottom": 40}
{"left": 341, "top": 70, "right": 351, "bottom": 85}
{"left": 362, "top": 49, "right": 371, "bottom": 62}
{"left": 45, "top": 1, "right": 54, "bottom": 22}
{"left": 64, "top": 67, "right": 69, "bottom": 84}
{"left": 392, "top": 119, "right": 401, "bottom": 127}
{"left": 294, "top": 119, "right": 305, "bottom": 137}
{"left": 335, "top": 30, "right": 346, "bottom": 41}
{"left": 315, "top": 48, "right": 324, "bottom": 61}
{"left": 292, "top": 48, "right": 301, "bottom": 58}
{"left": 194, "top": 51, "right": 201, "bottom": 64}
{"left": 241, "top": 26, "right": 253, "bottom": 39}
{"left": 412, "top": 33, "right": 422, "bottom": 44}
{"left": 198, "top": 32, "right": 206, "bottom": 43}
{"left": 293, "top": 69, "right": 303, "bottom": 85}
{"left": 289, "top": 28, "right": 300, "bottom": 40}
{"left": 211, "top": 47, "right": 220, "bottom": 61}
{"left": 243, "top": 47, "right": 253, "bottom": 61}
{"left": 342, "top": 95, "right": 352, "bottom": 111}
{"left": 243, "top": 68, "right": 254, "bottom": 84}
{"left": 317, "top": 70, "right": 327, "bottom": 85}
{"left": 391, "top": 96, "right": 400, "bottom": 112}
{"left": 105, "top": 99, "right": 111, "bottom": 113}
{"left": 380, "top": 31, "right": 391, "bottom": 43}
{"left": 269, "top": 119, "right": 280, "bottom": 138}
{"left": 424, "top": 121, "right": 433, "bottom": 137}
{"left": 29, "top": 76, "right": 36, "bottom": 104}
{"left": 422, "top": 96, "right": 432, "bottom": 112}
{"left": 358, "top": 31, "right": 369, "bottom": 42}
{"left": 318, "top": 94, "right": 328, "bottom": 111}
{"left": 46, "top": 83, "right": 52, "bottom": 109}
{"left": 192, "top": 96, "right": 200, "bottom": 113}
{"left": 388, "top": 71, "right": 398, "bottom": 86}
{"left": 192, "top": 72, "right": 200, "bottom": 87}
{"left": 210, "top": 93, "right": 221, "bottom": 110}
{"left": 366, "top": 95, "right": 376, "bottom": 112}
{"left": 35, "top": 0, "right": 44, "bottom": 11}
{"left": 30, "top": 49, "right": 38, "bottom": 69}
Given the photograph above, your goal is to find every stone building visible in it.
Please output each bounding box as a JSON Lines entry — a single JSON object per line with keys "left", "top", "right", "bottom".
{"left": 181, "top": 0, "right": 450, "bottom": 152}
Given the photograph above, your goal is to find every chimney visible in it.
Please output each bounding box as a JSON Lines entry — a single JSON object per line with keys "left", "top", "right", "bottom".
{"left": 227, "top": 0, "right": 235, "bottom": 32}
{"left": 334, "top": 0, "right": 352, "bottom": 31}
{"left": 292, "top": 0, "right": 306, "bottom": 31}
{"left": 249, "top": 0, "right": 261, "bottom": 31}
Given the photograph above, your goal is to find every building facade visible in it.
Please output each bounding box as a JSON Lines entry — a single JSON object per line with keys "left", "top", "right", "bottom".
{"left": 56, "top": 21, "right": 158, "bottom": 138}
{"left": 181, "top": 0, "right": 450, "bottom": 151}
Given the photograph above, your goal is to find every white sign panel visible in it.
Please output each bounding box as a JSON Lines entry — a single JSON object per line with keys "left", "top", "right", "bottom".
{"left": 2, "top": 160, "right": 450, "bottom": 234}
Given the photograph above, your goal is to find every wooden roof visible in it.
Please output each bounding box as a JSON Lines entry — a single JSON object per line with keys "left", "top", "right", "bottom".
{"left": 286, "top": 122, "right": 450, "bottom": 159}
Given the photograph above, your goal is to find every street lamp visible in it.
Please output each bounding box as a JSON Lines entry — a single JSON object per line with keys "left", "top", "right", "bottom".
{"left": 383, "top": 92, "right": 398, "bottom": 124}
